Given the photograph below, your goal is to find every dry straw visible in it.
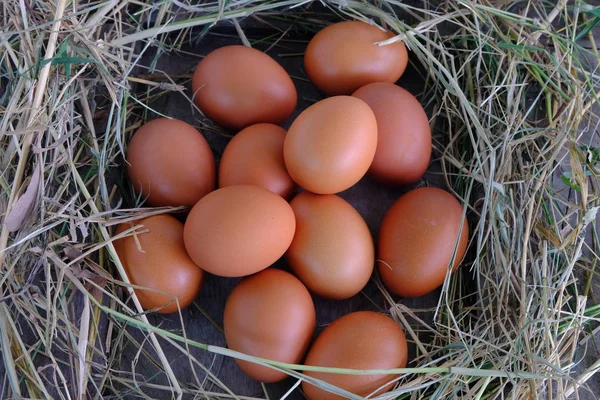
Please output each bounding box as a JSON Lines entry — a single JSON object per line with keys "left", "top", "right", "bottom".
{"left": 1, "top": 0, "right": 599, "bottom": 399}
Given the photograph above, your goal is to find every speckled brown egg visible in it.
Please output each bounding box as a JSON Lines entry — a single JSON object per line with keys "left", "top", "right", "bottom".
{"left": 353, "top": 82, "right": 431, "bottom": 185}
{"left": 126, "top": 118, "right": 215, "bottom": 207}
{"left": 192, "top": 45, "right": 297, "bottom": 130}
{"left": 286, "top": 192, "right": 374, "bottom": 299}
{"left": 304, "top": 21, "right": 409, "bottom": 95}
{"left": 284, "top": 96, "right": 377, "bottom": 194}
{"left": 183, "top": 185, "right": 296, "bottom": 277}
{"left": 224, "top": 268, "right": 316, "bottom": 382}
{"left": 302, "top": 311, "right": 408, "bottom": 400}
{"left": 219, "top": 123, "right": 295, "bottom": 199}
{"left": 378, "top": 187, "right": 469, "bottom": 297}
{"left": 114, "top": 214, "right": 204, "bottom": 314}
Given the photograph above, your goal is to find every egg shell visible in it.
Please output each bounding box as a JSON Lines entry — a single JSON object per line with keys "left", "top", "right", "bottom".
{"left": 302, "top": 311, "right": 408, "bottom": 400}
{"left": 304, "top": 21, "right": 409, "bottom": 95}
{"left": 224, "top": 269, "right": 316, "bottom": 382}
{"left": 192, "top": 45, "right": 297, "bottom": 130}
{"left": 284, "top": 96, "right": 377, "bottom": 194}
{"left": 183, "top": 185, "right": 296, "bottom": 277}
{"left": 126, "top": 118, "right": 215, "bottom": 207}
{"left": 219, "top": 123, "right": 295, "bottom": 199}
{"left": 378, "top": 187, "right": 469, "bottom": 297}
{"left": 353, "top": 82, "right": 432, "bottom": 185}
{"left": 286, "top": 192, "right": 374, "bottom": 299}
{"left": 114, "top": 215, "right": 204, "bottom": 314}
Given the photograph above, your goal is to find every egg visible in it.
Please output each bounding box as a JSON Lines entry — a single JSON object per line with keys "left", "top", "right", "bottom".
{"left": 284, "top": 96, "right": 377, "bottom": 194}
{"left": 378, "top": 187, "right": 469, "bottom": 297}
{"left": 304, "top": 21, "right": 409, "bottom": 95}
{"left": 302, "top": 311, "right": 408, "bottom": 400}
{"left": 353, "top": 82, "right": 432, "bottom": 185}
{"left": 113, "top": 215, "right": 204, "bottom": 314}
{"left": 192, "top": 45, "right": 297, "bottom": 130}
{"left": 126, "top": 118, "right": 215, "bottom": 207}
{"left": 183, "top": 185, "right": 296, "bottom": 277}
{"left": 224, "top": 268, "right": 316, "bottom": 382}
{"left": 286, "top": 192, "right": 374, "bottom": 299}
{"left": 219, "top": 123, "right": 295, "bottom": 199}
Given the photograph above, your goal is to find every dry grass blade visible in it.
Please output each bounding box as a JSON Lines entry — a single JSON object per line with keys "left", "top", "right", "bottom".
{"left": 0, "top": 0, "right": 598, "bottom": 399}
{"left": 5, "top": 164, "right": 41, "bottom": 232}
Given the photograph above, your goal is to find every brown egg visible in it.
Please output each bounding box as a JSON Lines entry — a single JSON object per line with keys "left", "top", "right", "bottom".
{"left": 219, "top": 123, "right": 295, "bottom": 199}
{"left": 303, "top": 311, "right": 408, "bottom": 400}
{"left": 284, "top": 96, "right": 377, "bottom": 194}
{"left": 126, "top": 118, "right": 215, "bottom": 207}
{"left": 353, "top": 82, "right": 431, "bottom": 185}
{"left": 378, "top": 187, "right": 469, "bottom": 297}
{"left": 224, "top": 269, "right": 316, "bottom": 382}
{"left": 286, "top": 192, "right": 374, "bottom": 299}
{"left": 304, "top": 21, "right": 408, "bottom": 96}
{"left": 183, "top": 185, "right": 296, "bottom": 277}
{"left": 113, "top": 215, "right": 204, "bottom": 314}
{"left": 192, "top": 46, "right": 297, "bottom": 130}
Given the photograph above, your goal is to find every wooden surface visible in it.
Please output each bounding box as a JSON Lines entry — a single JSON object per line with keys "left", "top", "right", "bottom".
{"left": 124, "top": 31, "right": 449, "bottom": 399}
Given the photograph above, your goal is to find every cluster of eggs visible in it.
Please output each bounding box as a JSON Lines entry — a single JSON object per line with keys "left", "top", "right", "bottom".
{"left": 114, "top": 21, "right": 469, "bottom": 399}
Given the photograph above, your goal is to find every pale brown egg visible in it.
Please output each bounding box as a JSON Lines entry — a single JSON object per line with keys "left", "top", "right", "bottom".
{"left": 192, "top": 45, "right": 297, "bottom": 130}
{"left": 286, "top": 192, "right": 374, "bottom": 299}
{"left": 113, "top": 215, "right": 204, "bottom": 314}
{"left": 219, "top": 123, "right": 295, "bottom": 199}
{"left": 353, "top": 82, "right": 431, "bottom": 185}
{"left": 183, "top": 185, "right": 296, "bottom": 277}
{"left": 303, "top": 311, "right": 408, "bottom": 400}
{"left": 126, "top": 118, "right": 215, "bottom": 207}
{"left": 378, "top": 187, "right": 469, "bottom": 297}
{"left": 284, "top": 96, "right": 377, "bottom": 194}
{"left": 224, "top": 268, "right": 316, "bottom": 382}
{"left": 304, "top": 21, "right": 409, "bottom": 95}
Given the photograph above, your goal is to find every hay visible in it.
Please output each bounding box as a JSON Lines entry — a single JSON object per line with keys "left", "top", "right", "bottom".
{"left": 1, "top": 0, "right": 599, "bottom": 398}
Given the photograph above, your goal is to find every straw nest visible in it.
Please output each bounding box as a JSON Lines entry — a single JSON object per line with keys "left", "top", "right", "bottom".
{"left": 1, "top": 0, "right": 599, "bottom": 399}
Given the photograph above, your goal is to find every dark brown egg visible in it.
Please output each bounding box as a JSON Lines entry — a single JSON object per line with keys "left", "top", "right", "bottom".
{"left": 378, "top": 187, "right": 469, "bottom": 297}
{"left": 126, "top": 118, "right": 215, "bottom": 207}
{"left": 286, "top": 192, "right": 374, "bottom": 299}
{"left": 219, "top": 123, "right": 295, "bottom": 199}
{"left": 353, "top": 82, "right": 431, "bottom": 185}
{"left": 183, "top": 185, "right": 296, "bottom": 277}
{"left": 284, "top": 96, "right": 377, "bottom": 194}
{"left": 303, "top": 311, "right": 408, "bottom": 400}
{"left": 224, "top": 269, "right": 316, "bottom": 382}
{"left": 114, "top": 215, "right": 204, "bottom": 314}
{"left": 192, "top": 46, "right": 297, "bottom": 130}
{"left": 304, "top": 21, "right": 409, "bottom": 95}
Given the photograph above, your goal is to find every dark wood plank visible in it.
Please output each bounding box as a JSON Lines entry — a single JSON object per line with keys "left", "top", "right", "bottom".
{"left": 122, "top": 30, "right": 445, "bottom": 399}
